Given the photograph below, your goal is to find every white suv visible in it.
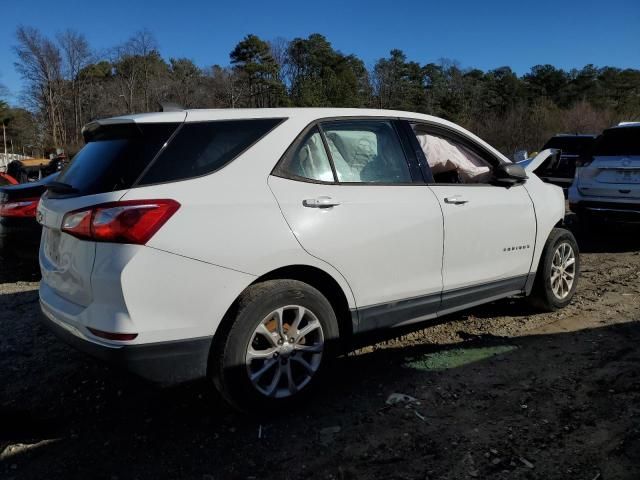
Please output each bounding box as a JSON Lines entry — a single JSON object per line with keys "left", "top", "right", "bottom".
{"left": 37, "top": 109, "right": 579, "bottom": 410}
{"left": 569, "top": 123, "right": 640, "bottom": 224}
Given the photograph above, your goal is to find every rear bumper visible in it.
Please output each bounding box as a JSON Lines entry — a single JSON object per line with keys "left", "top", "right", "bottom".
{"left": 40, "top": 302, "right": 212, "bottom": 384}
{"left": 570, "top": 200, "right": 640, "bottom": 223}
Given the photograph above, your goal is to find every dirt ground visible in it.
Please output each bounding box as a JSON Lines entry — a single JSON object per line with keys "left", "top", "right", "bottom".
{"left": 1, "top": 219, "right": 639, "bottom": 480}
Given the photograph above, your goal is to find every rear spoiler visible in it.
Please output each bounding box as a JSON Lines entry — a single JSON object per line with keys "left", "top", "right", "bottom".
{"left": 522, "top": 148, "right": 560, "bottom": 172}
{"left": 82, "top": 111, "right": 188, "bottom": 142}
{"left": 82, "top": 118, "right": 138, "bottom": 142}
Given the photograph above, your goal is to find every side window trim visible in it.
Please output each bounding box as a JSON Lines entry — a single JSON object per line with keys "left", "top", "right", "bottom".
{"left": 396, "top": 120, "right": 433, "bottom": 183}
{"left": 317, "top": 124, "right": 339, "bottom": 183}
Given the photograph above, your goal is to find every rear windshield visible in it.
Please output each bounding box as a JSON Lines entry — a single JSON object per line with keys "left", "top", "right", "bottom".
{"left": 593, "top": 127, "right": 640, "bottom": 157}
{"left": 55, "top": 122, "right": 179, "bottom": 197}
{"left": 54, "top": 118, "right": 283, "bottom": 197}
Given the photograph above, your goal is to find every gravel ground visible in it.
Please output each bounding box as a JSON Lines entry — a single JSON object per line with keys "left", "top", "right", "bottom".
{"left": 1, "top": 221, "right": 639, "bottom": 480}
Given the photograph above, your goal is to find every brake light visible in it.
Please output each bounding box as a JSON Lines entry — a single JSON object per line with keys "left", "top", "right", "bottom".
{"left": 0, "top": 198, "right": 40, "bottom": 218}
{"left": 61, "top": 199, "right": 180, "bottom": 244}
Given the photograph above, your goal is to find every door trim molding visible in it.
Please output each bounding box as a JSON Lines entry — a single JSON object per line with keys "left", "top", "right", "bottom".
{"left": 354, "top": 274, "right": 529, "bottom": 333}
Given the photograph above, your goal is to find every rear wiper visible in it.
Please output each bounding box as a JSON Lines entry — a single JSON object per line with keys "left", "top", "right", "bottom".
{"left": 46, "top": 181, "right": 79, "bottom": 194}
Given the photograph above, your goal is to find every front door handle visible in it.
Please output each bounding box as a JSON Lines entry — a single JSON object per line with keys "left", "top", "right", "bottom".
{"left": 444, "top": 196, "right": 469, "bottom": 205}
{"left": 303, "top": 196, "right": 341, "bottom": 209}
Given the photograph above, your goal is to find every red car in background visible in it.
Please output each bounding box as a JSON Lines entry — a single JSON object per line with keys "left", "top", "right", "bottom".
{"left": 0, "top": 173, "right": 58, "bottom": 265}
{"left": 0, "top": 172, "right": 19, "bottom": 186}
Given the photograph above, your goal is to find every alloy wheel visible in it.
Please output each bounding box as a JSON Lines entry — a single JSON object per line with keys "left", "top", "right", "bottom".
{"left": 550, "top": 242, "right": 576, "bottom": 300}
{"left": 245, "top": 305, "right": 324, "bottom": 398}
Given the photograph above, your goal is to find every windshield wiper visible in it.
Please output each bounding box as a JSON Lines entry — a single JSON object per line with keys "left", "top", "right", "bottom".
{"left": 46, "top": 181, "right": 79, "bottom": 194}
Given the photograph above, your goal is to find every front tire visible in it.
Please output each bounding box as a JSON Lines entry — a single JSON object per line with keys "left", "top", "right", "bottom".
{"left": 210, "top": 279, "right": 339, "bottom": 412}
{"left": 528, "top": 228, "right": 580, "bottom": 311}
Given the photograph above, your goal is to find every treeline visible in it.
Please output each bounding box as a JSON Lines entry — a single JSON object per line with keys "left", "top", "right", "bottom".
{"left": 3, "top": 26, "right": 640, "bottom": 158}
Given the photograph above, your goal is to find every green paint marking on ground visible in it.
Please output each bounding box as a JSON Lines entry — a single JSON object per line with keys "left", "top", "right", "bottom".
{"left": 404, "top": 345, "right": 517, "bottom": 371}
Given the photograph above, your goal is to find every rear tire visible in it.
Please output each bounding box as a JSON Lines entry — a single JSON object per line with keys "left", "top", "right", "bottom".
{"left": 210, "top": 279, "right": 339, "bottom": 412}
{"left": 528, "top": 228, "right": 580, "bottom": 311}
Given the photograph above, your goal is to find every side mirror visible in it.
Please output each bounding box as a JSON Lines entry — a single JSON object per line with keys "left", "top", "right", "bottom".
{"left": 494, "top": 163, "right": 528, "bottom": 186}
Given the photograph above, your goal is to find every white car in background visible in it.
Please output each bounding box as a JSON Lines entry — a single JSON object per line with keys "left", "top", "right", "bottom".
{"left": 37, "top": 108, "right": 579, "bottom": 410}
{"left": 569, "top": 123, "right": 640, "bottom": 224}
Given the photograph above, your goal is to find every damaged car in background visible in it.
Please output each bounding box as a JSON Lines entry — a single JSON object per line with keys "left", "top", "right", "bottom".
{"left": 36, "top": 108, "right": 579, "bottom": 411}
{"left": 0, "top": 173, "right": 58, "bottom": 265}
{"left": 570, "top": 122, "right": 640, "bottom": 225}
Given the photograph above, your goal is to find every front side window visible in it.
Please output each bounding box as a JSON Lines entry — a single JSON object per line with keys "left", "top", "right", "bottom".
{"left": 413, "top": 127, "right": 493, "bottom": 184}
{"left": 321, "top": 120, "right": 412, "bottom": 183}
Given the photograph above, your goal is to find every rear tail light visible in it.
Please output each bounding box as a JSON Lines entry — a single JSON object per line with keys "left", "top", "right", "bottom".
{"left": 61, "top": 199, "right": 180, "bottom": 244}
{"left": 0, "top": 198, "right": 40, "bottom": 218}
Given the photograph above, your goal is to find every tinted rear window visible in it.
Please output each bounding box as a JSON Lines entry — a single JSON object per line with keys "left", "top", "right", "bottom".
{"left": 54, "top": 118, "right": 283, "bottom": 197}
{"left": 55, "top": 122, "right": 179, "bottom": 197}
{"left": 139, "top": 118, "right": 283, "bottom": 185}
{"left": 593, "top": 127, "right": 640, "bottom": 157}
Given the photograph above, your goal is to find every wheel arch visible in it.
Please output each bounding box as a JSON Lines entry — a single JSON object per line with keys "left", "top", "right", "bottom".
{"left": 211, "top": 264, "right": 356, "bottom": 356}
{"left": 250, "top": 265, "right": 355, "bottom": 344}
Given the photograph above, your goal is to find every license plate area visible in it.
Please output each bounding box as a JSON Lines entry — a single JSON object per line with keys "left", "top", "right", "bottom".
{"left": 615, "top": 170, "right": 640, "bottom": 184}
{"left": 598, "top": 169, "right": 640, "bottom": 184}
{"left": 45, "top": 228, "right": 62, "bottom": 265}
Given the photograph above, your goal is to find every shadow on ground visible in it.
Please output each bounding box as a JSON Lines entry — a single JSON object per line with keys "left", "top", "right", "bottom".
{"left": 565, "top": 213, "right": 640, "bottom": 254}
{"left": 1, "top": 284, "right": 638, "bottom": 480}
{"left": 0, "top": 257, "right": 40, "bottom": 284}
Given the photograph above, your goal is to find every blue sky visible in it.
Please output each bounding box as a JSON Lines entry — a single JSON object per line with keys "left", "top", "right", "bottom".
{"left": 2, "top": 0, "right": 639, "bottom": 104}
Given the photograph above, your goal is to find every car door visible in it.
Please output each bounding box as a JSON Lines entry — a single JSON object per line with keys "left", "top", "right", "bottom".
{"left": 268, "top": 119, "right": 444, "bottom": 332}
{"left": 408, "top": 123, "right": 536, "bottom": 314}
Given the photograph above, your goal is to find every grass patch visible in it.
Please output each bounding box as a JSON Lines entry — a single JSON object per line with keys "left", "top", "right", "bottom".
{"left": 404, "top": 345, "right": 517, "bottom": 371}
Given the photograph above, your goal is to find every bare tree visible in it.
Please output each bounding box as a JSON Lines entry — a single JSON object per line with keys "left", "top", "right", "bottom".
{"left": 58, "top": 29, "right": 92, "bottom": 145}
{"left": 129, "top": 30, "right": 160, "bottom": 111}
{"left": 268, "top": 37, "right": 290, "bottom": 88}
{"left": 111, "top": 42, "right": 138, "bottom": 113}
{"left": 14, "top": 26, "right": 64, "bottom": 147}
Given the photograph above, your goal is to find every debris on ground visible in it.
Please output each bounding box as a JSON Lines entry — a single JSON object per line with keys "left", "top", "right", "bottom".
{"left": 1, "top": 225, "right": 640, "bottom": 479}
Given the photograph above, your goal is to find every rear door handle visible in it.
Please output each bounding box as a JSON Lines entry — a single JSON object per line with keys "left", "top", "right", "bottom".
{"left": 444, "top": 196, "right": 469, "bottom": 205}
{"left": 303, "top": 196, "right": 341, "bottom": 208}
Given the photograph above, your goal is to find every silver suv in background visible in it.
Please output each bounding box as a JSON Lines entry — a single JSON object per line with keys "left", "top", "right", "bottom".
{"left": 569, "top": 123, "right": 640, "bottom": 224}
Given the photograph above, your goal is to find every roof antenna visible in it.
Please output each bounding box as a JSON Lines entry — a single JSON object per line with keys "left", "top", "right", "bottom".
{"left": 158, "top": 102, "right": 184, "bottom": 112}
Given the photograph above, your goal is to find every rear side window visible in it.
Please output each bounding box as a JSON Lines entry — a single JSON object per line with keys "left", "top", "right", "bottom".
{"left": 321, "top": 120, "right": 412, "bottom": 183}
{"left": 139, "top": 119, "right": 283, "bottom": 185}
{"left": 593, "top": 128, "right": 640, "bottom": 157}
{"left": 56, "top": 122, "right": 179, "bottom": 197}
{"left": 277, "top": 127, "right": 334, "bottom": 182}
